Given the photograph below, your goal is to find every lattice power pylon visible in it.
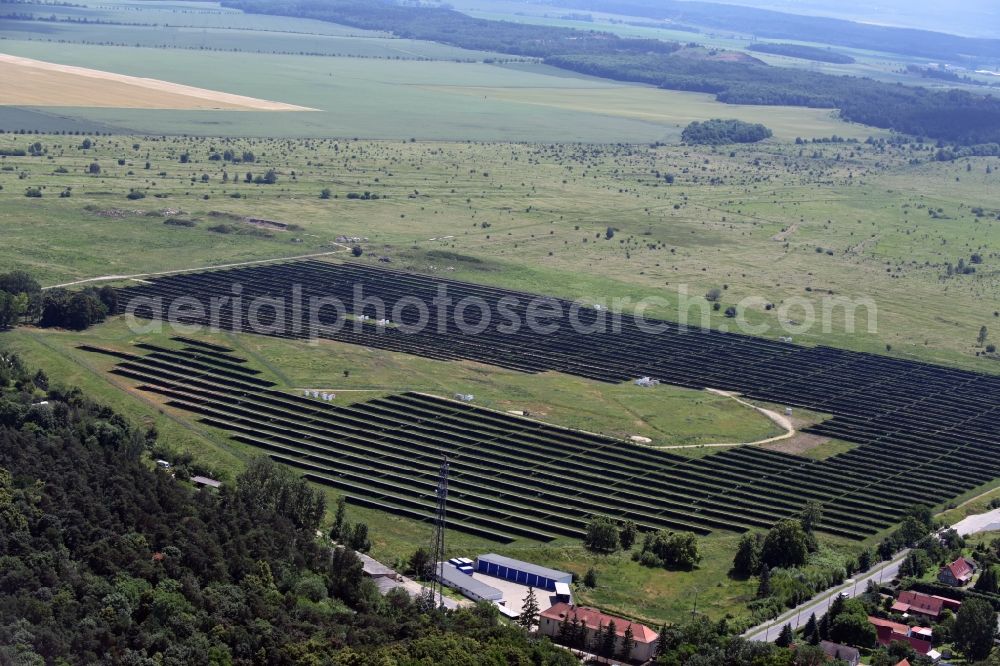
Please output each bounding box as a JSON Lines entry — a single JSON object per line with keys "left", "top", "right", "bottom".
{"left": 430, "top": 456, "right": 449, "bottom": 609}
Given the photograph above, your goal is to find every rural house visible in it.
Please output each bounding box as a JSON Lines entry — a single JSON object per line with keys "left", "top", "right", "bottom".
{"left": 539, "top": 603, "right": 658, "bottom": 662}
{"left": 868, "top": 617, "right": 933, "bottom": 654}
{"left": 938, "top": 556, "right": 976, "bottom": 586}
{"left": 891, "top": 590, "right": 960, "bottom": 619}
{"left": 819, "top": 640, "right": 860, "bottom": 665}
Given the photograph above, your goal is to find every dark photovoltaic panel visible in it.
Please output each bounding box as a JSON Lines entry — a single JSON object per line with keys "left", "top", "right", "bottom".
{"left": 101, "top": 260, "right": 1000, "bottom": 539}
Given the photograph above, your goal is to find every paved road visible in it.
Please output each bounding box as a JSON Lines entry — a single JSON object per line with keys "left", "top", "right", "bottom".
{"left": 742, "top": 549, "right": 910, "bottom": 642}
{"left": 745, "top": 507, "right": 1000, "bottom": 642}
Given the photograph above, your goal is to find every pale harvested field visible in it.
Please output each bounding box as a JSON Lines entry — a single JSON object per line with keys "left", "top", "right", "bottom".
{"left": 418, "top": 84, "right": 880, "bottom": 140}
{"left": 0, "top": 54, "right": 316, "bottom": 111}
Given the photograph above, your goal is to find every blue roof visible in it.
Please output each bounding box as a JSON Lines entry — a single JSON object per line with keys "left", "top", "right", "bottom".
{"left": 477, "top": 553, "right": 572, "bottom": 581}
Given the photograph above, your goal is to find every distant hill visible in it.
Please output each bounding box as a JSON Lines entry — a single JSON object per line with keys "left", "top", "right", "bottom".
{"left": 691, "top": 0, "right": 1000, "bottom": 40}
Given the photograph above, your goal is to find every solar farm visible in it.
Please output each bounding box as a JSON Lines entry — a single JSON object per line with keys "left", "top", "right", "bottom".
{"left": 89, "top": 259, "right": 1000, "bottom": 542}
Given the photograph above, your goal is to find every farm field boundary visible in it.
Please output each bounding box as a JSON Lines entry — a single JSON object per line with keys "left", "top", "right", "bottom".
{"left": 0, "top": 53, "right": 317, "bottom": 111}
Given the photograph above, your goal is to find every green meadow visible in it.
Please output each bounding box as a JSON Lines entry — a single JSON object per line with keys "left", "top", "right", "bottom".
{"left": 1, "top": 134, "right": 995, "bottom": 369}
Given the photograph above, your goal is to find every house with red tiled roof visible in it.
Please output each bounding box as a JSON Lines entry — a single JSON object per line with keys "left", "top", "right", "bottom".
{"left": 891, "top": 590, "right": 958, "bottom": 619}
{"left": 938, "top": 557, "right": 976, "bottom": 587}
{"left": 931, "top": 594, "right": 962, "bottom": 612}
{"left": 539, "top": 602, "right": 658, "bottom": 662}
{"left": 868, "top": 617, "right": 932, "bottom": 654}
{"left": 894, "top": 660, "right": 910, "bottom": 666}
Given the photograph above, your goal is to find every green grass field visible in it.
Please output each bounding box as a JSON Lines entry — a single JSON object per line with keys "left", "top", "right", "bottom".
{"left": 1, "top": 133, "right": 996, "bottom": 369}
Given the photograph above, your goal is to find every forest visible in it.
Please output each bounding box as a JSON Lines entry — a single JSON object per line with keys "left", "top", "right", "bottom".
{"left": 0, "top": 349, "right": 580, "bottom": 665}
{"left": 224, "top": 0, "right": 1000, "bottom": 146}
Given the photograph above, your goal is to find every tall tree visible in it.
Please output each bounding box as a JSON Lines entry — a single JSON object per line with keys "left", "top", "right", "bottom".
{"left": 408, "top": 547, "right": 432, "bottom": 579}
{"left": 618, "top": 624, "right": 635, "bottom": 660}
{"left": 557, "top": 610, "right": 572, "bottom": 643}
{"left": 584, "top": 515, "right": 620, "bottom": 552}
{"left": 619, "top": 519, "right": 638, "bottom": 550}
{"left": 955, "top": 597, "right": 997, "bottom": 661}
{"left": 761, "top": 519, "right": 810, "bottom": 568}
{"left": 803, "top": 613, "right": 819, "bottom": 645}
{"left": 655, "top": 624, "right": 670, "bottom": 657}
{"left": 591, "top": 621, "right": 605, "bottom": 655}
{"left": 331, "top": 495, "right": 348, "bottom": 540}
{"left": 570, "top": 614, "right": 585, "bottom": 649}
{"left": 600, "top": 620, "right": 617, "bottom": 660}
{"left": 347, "top": 522, "right": 371, "bottom": 552}
{"left": 757, "top": 564, "right": 772, "bottom": 598}
{"left": 517, "top": 587, "right": 539, "bottom": 631}
{"left": 775, "top": 623, "right": 794, "bottom": 648}
{"left": 975, "top": 565, "right": 999, "bottom": 594}
{"left": 800, "top": 500, "right": 823, "bottom": 534}
{"left": 733, "top": 532, "right": 763, "bottom": 578}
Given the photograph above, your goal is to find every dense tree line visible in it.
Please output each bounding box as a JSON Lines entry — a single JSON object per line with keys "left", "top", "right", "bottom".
{"left": 0, "top": 270, "right": 116, "bottom": 331}
{"left": 0, "top": 351, "right": 579, "bottom": 664}
{"left": 39, "top": 286, "right": 116, "bottom": 330}
{"left": 0, "top": 271, "right": 42, "bottom": 329}
{"left": 221, "top": 0, "right": 681, "bottom": 59}
{"left": 747, "top": 43, "right": 855, "bottom": 64}
{"left": 681, "top": 118, "right": 772, "bottom": 144}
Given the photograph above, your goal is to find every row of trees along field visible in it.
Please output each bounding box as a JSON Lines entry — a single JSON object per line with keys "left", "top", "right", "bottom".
{"left": 0, "top": 347, "right": 906, "bottom": 665}
{"left": 221, "top": 0, "right": 1000, "bottom": 146}
{"left": 0, "top": 271, "right": 114, "bottom": 331}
